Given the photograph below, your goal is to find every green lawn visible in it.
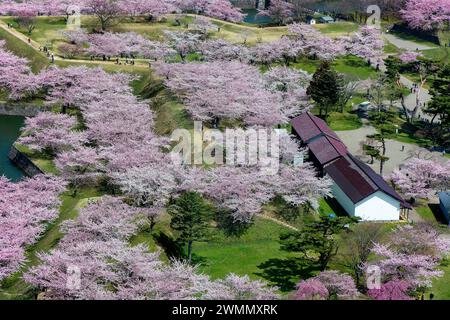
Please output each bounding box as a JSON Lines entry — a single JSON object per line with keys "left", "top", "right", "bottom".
{"left": 421, "top": 47, "right": 450, "bottom": 64}
{"left": 292, "top": 55, "right": 377, "bottom": 80}
{"left": 14, "top": 143, "right": 59, "bottom": 175}
{"left": 314, "top": 22, "right": 359, "bottom": 37}
{"left": 384, "top": 41, "right": 402, "bottom": 54}
{"left": 328, "top": 111, "right": 363, "bottom": 131}
{"left": 131, "top": 215, "right": 303, "bottom": 292}
{"left": 432, "top": 259, "right": 450, "bottom": 300}
{"left": 192, "top": 218, "right": 295, "bottom": 281}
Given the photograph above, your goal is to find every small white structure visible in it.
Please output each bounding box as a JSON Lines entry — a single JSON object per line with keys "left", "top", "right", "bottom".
{"left": 308, "top": 18, "right": 316, "bottom": 25}
{"left": 330, "top": 182, "right": 402, "bottom": 221}
{"left": 325, "top": 155, "right": 411, "bottom": 221}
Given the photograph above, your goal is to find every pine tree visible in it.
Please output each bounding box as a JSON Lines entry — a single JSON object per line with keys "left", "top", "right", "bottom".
{"left": 307, "top": 61, "right": 343, "bottom": 118}
{"left": 168, "top": 191, "right": 213, "bottom": 262}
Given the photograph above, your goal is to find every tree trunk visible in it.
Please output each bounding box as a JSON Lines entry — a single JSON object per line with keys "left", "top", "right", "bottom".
{"left": 187, "top": 240, "right": 193, "bottom": 263}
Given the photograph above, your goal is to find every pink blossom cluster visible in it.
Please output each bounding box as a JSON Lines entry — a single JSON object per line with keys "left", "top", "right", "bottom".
{"left": 391, "top": 157, "right": 450, "bottom": 199}
{"left": 19, "top": 112, "right": 87, "bottom": 155}
{"left": 62, "top": 30, "right": 174, "bottom": 59}
{"left": 0, "top": 175, "right": 66, "bottom": 280}
{"left": 154, "top": 61, "right": 287, "bottom": 126}
{"left": 401, "top": 0, "right": 450, "bottom": 31}
{"left": 0, "top": 40, "right": 31, "bottom": 93}
{"left": 181, "top": 160, "right": 331, "bottom": 222}
{"left": 294, "top": 271, "right": 359, "bottom": 300}
{"left": 23, "top": 196, "right": 278, "bottom": 300}
{"left": 0, "top": 0, "right": 244, "bottom": 22}
{"left": 367, "top": 280, "right": 413, "bottom": 300}
{"left": 398, "top": 51, "right": 423, "bottom": 63}
{"left": 174, "top": 0, "right": 245, "bottom": 22}
{"left": 367, "top": 223, "right": 450, "bottom": 298}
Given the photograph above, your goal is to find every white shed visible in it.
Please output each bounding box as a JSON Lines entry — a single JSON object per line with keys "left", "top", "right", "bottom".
{"left": 325, "top": 155, "right": 411, "bottom": 221}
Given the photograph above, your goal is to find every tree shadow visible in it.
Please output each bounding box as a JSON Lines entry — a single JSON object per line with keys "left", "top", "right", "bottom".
{"left": 428, "top": 203, "right": 448, "bottom": 225}
{"left": 255, "top": 257, "right": 318, "bottom": 292}
{"left": 343, "top": 57, "right": 368, "bottom": 68}
{"left": 190, "top": 253, "right": 208, "bottom": 266}
{"left": 153, "top": 231, "right": 183, "bottom": 259}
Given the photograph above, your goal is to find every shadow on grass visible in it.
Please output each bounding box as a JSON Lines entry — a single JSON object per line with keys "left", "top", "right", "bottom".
{"left": 342, "top": 58, "right": 368, "bottom": 68}
{"left": 428, "top": 203, "right": 448, "bottom": 225}
{"left": 255, "top": 257, "right": 318, "bottom": 292}
{"left": 322, "top": 197, "right": 349, "bottom": 217}
{"left": 153, "top": 231, "right": 183, "bottom": 259}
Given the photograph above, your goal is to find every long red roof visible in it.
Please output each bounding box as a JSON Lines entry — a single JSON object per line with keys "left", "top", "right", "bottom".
{"left": 291, "top": 112, "right": 347, "bottom": 166}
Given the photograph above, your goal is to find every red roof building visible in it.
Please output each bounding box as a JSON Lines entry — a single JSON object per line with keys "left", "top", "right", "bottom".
{"left": 290, "top": 112, "right": 411, "bottom": 221}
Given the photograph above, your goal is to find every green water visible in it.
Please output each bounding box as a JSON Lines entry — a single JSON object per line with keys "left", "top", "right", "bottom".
{"left": 0, "top": 115, "right": 24, "bottom": 181}
{"left": 242, "top": 9, "right": 274, "bottom": 25}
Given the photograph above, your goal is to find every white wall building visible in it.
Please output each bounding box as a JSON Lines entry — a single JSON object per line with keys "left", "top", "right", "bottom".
{"left": 291, "top": 112, "right": 411, "bottom": 222}
{"left": 325, "top": 155, "right": 411, "bottom": 222}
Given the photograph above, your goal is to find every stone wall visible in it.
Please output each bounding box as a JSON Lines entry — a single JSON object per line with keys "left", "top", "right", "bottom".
{"left": 0, "top": 102, "right": 50, "bottom": 117}
{"left": 8, "top": 145, "right": 44, "bottom": 177}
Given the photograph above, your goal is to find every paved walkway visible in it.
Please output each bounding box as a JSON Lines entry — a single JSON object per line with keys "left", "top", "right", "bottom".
{"left": 0, "top": 19, "right": 151, "bottom": 69}
{"left": 379, "top": 34, "right": 435, "bottom": 122}
{"left": 396, "top": 75, "right": 434, "bottom": 122}
{"left": 336, "top": 125, "right": 444, "bottom": 177}
{"left": 383, "top": 33, "right": 437, "bottom": 51}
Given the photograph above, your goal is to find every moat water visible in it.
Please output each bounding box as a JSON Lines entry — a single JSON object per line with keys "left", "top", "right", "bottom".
{"left": 0, "top": 115, "right": 24, "bottom": 181}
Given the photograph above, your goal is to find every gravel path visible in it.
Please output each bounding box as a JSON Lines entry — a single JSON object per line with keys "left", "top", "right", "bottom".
{"left": 383, "top": 33, "right": 437, "bottom": 51}
{"left": 335, "top": 125, "right": 444, "bottom": 177}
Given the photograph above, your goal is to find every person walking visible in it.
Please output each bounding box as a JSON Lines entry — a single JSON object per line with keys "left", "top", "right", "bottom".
{"left": 51, "top": 53, "right": 55, "bottom": 63}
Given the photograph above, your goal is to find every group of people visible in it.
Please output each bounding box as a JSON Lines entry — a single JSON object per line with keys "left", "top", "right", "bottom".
{"left": 38, "top": 46, "right": 55, "bottom": 63}
{"left": 115, "top": 57, "right": 135, "bottom": 65}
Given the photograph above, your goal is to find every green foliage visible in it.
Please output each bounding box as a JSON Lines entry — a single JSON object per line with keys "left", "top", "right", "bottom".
{"left": 425, "top": 65, "right": 450, "bottom": 148}
{"left": 280, "top": 215, "right": 355, "bottom": 271}
{"left": 384, "top": 56, "right": 402, "bottom": 83}
{"left": 307, "top": 61, "right": 343, "bottom": 117}
{"left": 168, "top": 191, "right": 213, "bottom": 261}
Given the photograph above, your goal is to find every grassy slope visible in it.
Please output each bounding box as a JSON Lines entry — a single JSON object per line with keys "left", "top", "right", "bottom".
{"left": 0, "top": 27, "right": 49, "bottom": 72}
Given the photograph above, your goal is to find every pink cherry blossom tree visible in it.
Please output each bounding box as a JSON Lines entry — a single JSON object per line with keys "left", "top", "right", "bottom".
{"left": 163, "top": 30, "right": 202, "bottom": 62}
{"left": 200, "top": 39, "right": 250, "bottom": 62}
{"left": 370, "top": 243, "right": 444, "bottom": 289}
{"left": 19, "top": 112, "right": 87, "bottom": 155}
{"left": 24, "top": 196, "right": 277, "bottom": 300}
{"left": 314, "top": 270, "right": 359, "bottom": 300}
{"left": 0, "top": 175, "right": 66, "bottom": 280}
{"left": 154, "top": 61, "right": 285, "bottom": 127}
{"left": 391, "top": 157, "right": 450, "bottom": 199}
{"left": 263, "top": 66, "right": 312, "bottom": 117}
{"left": 258, "top": 0, "right": 294, "bottom": 25}
{"left": 294, "top": 278, "right": 329, "bottom": 300}
{"left": 368, "top": 280, "right": 413, "bottom": 300}
{"left": 398, "top": 51, "right": 423, "bottom": 63}
{"left": 288, "top": 23, "right": 346, "bottom": 61}
{"left": 401, "top": 0, "right": 450, "bottom": 31}
{"left": 85, "top": 0, "right": 122, "bottom": 30}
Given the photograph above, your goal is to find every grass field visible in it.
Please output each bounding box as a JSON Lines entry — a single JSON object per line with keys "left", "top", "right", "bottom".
{"left": 314, "top": 22, "right": 359, "bottom": 37}
{"left": 421, "top": 47, "right": 450, "bottom": 64}
{"left": 292, "top": 55, "right": 377, "bottom": 80}
{"left": 328, "top": 112, "right": 363, "bottom": 131}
